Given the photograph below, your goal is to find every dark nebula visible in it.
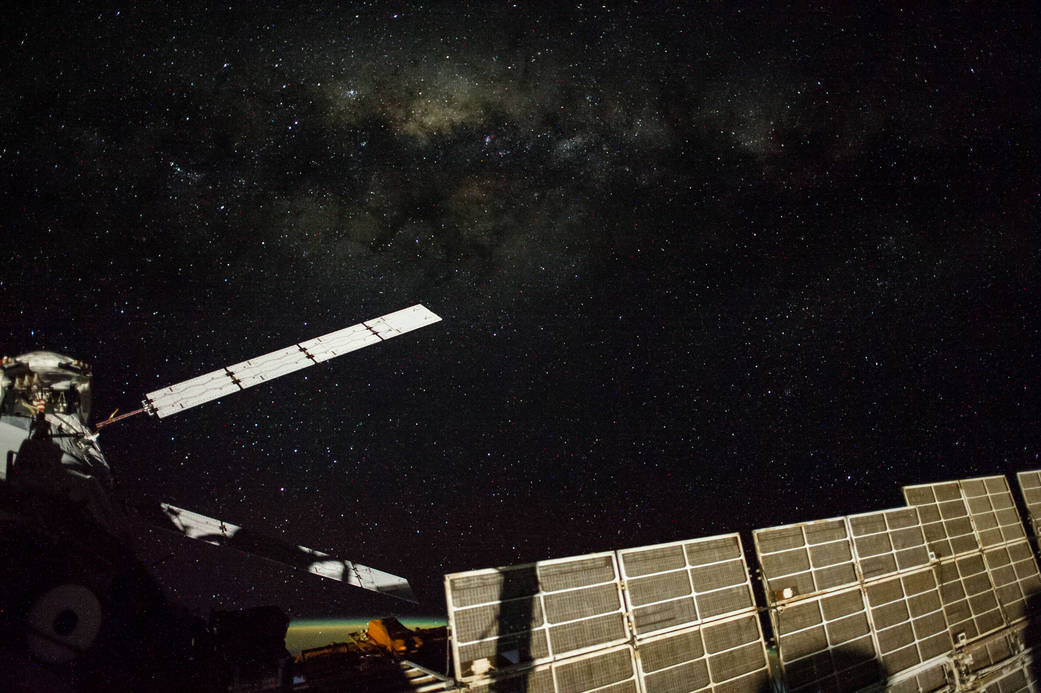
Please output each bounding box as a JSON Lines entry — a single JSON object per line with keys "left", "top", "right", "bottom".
{"left": 3, "top": 5, "right": 1038, "bottom": 616}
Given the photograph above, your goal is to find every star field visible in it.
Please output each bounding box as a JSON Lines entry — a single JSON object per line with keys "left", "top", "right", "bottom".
{"left": 2, "top": 5, "right": 1038, "bottom": 616}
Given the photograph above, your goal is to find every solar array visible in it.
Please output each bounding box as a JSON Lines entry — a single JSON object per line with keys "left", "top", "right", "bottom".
{"left": 444, "top": 534, "right": 769, "bottom": 691}
{"left": 752, "top": 509, "right": 953, "bottom": 691}
{"left": 445, "top": 471, "right": 1041, "bottom": 692}
{"left": 143, "top": 304, "right": 441, "bottom": 418}
{"left": 155, "top": 503, "right": 415, "bottom": 601}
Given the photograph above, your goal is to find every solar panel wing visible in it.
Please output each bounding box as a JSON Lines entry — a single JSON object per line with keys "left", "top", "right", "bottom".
{"left": 143, "top": 304, "right": 440, "bottom": 417}
{"left": 754, "top": 507, "right": 959, "bottom": 691}
{"left": 904, "top": 476, "right": 1039, "bottom": 641}
{"left": 446, "top": 472, "right": 1041, "bottom": 692}
{"left": 154, "top": 503, "right": 414, "bottom": 600}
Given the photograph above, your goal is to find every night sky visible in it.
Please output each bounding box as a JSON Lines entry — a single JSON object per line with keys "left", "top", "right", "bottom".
{"left": 3, "top": 5, "right": 1038, "bottom": 619}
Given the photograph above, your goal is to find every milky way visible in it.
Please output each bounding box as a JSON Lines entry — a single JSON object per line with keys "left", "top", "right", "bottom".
{"left": 3, "top": 5, "right": 1038, "bottom": 615}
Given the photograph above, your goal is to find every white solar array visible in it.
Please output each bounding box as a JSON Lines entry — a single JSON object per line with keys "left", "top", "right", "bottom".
{"left": 157, "top": 503, "right": 415, "bottom": 601}
{"left": 444, "top": 533, "right": 769, "bottom": 692}
{"left": 143, "top": 304, "right": 441, "bottom": 418}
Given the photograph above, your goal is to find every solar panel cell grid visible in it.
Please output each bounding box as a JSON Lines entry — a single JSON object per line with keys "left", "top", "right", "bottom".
{"left": 983, "top": 540, "right": 1041, "bottom": 624}
{"left": 618, "top": 535, "right": 755, "bottom": 638}
{"left": 554, "top": 646, "right": 638, "bottom": 693}
{"left": 935, "top": 554, "right": 1005, "bottom": 643}
{"left": 626, "top": 572, "right": 691, "bottom": 608}
{"left": 545, "top": 584, "right": 621, "bottom": 623}
{"left": 960, "top": 477, "right": 1027, "bottom": 548}
{"left": 464, "top": 669, "right": 556, "bottom": 693}
{"left": 696, "top": 586, "right": 754, "bottom": 623}
{"left": 636, "top": 616, "right": 769, "bottom": 693}
{"left": 685, "top": 537, "right": 742, "bottom": 562}
{"left": 623, "top": 545, "right": 686, "bottom": 578}
{"left": 774, "top": 587, "right": 881, "bottom": 691}
{"left": 445, "top": 553, "right": 627, "bottom": 681}
{"left": 549, "top": 613, "right": 629, "bottom": 654}
{"left": 754, "top": 520, "right": 858, "bottom": 603}
{"left": 905, "top": 481, "right": 986, "bottom": 557}
{"left": 540, "top": 555, "right": 618, "bottom": 591}
{"left": 848, "top": 509, "right": 930, "bottom": 581}
{"left": 864, "top": 570, "right": 951, "bottom": 675}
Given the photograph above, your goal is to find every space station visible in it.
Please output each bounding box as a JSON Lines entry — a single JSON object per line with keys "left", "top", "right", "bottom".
{"left": 4, "top": 305, "right": 1041, "bottom": 691}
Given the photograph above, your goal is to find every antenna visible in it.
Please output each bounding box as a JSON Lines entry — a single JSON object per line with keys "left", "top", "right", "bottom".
{"left": 96, "top": 304, "right": 440, "bottom": 428}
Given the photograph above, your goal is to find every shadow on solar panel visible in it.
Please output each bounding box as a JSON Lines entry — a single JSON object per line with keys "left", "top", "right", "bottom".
{"left": 445, "top": 471, "right": 1041, "bottom": 692}
{"left": 444, "top": 552, "right": 629, "bottom": 684}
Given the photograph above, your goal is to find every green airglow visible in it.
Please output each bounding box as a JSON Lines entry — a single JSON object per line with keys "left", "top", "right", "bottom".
{"left": 286, "top": 618, "right": 447, "bottom": 654}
